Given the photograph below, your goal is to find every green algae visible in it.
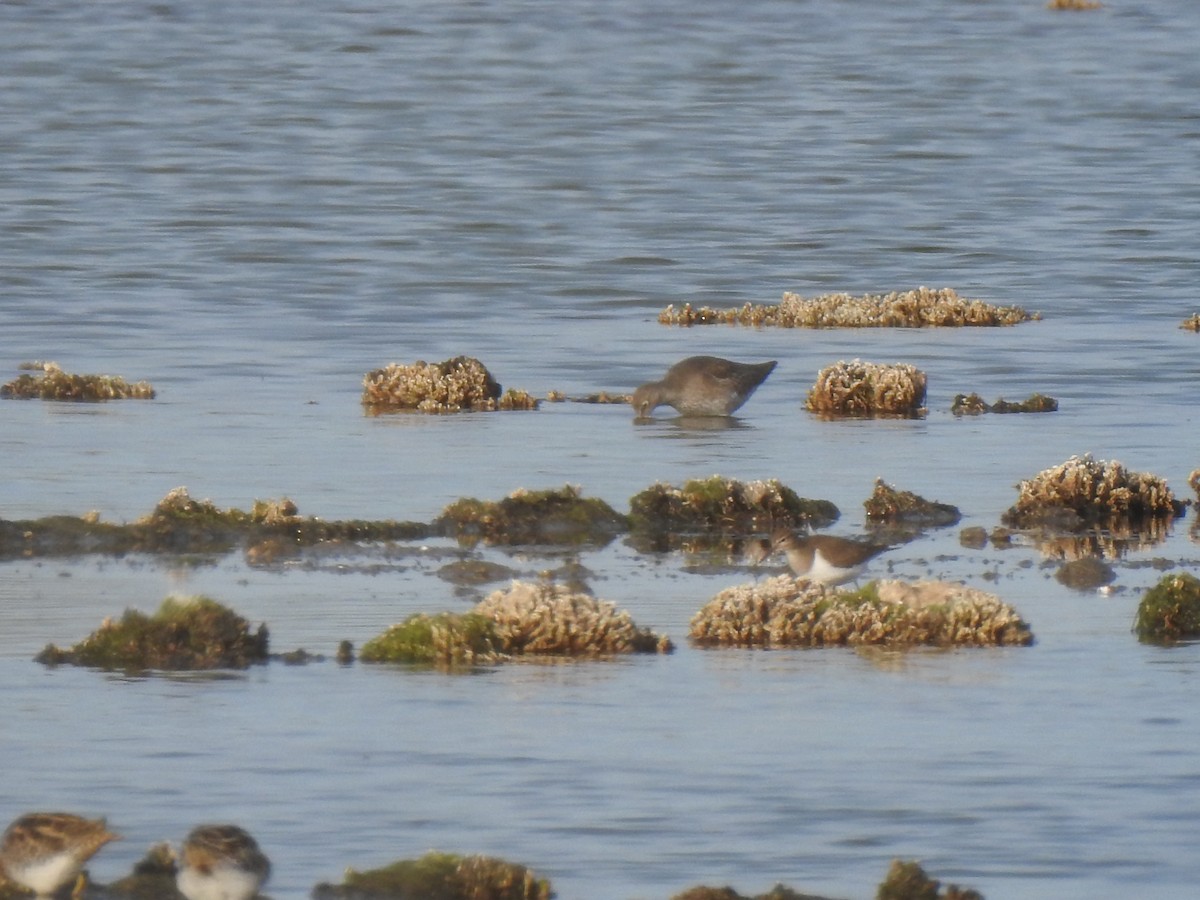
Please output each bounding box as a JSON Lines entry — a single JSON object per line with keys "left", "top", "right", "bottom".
{"left": 35, "top": 596, "right": 269, "bottom": 672}
{"left": 435, "top": 485, "right": 628, "bottom": 546}
{"left": 1134, "top": 573, "right": 1200, "bottom": 644}
{"left": 0, "top": 361, "right": 155, "bottom": 401}
{"left": 358, "top": 612, "right": 502, "bottom": 667}
{"left": 312, "top": 850, "right": 553, "bottom": 900}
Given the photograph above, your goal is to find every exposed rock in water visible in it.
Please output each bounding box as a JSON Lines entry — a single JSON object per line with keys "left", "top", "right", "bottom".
{"left": 806, "top": 360, "right": 926, "bottom": 418}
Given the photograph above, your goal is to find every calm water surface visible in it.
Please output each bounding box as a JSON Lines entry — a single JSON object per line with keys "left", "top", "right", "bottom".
{"left": 2, "top": 1, "right": 1200, "bottom": 897}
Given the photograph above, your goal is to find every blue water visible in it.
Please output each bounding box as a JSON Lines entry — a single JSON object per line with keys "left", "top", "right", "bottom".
{"left": 3, "top": 1, "right": 1200, "bottom": 897}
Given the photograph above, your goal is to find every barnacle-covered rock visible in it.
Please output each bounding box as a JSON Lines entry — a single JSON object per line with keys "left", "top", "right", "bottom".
{"left": 951, "top": 392, "right": 1057, "bottom": 415}
{"left": 475, "top": 580, "right": 672, "bottom": 656}
{"left": 362, "top": 356, "right": 537, "bottom": 412}
{"left": 34, "top": 596, "right": 269, "bottom": 671}
{"left": 628, "top": 476, "right": 839, "bottom": 548}
{"left": 863, "top": 478, "right": 960, "bottom": 527}
{"left": 312, "top": 851, "right": 552, "bottom": 900}
{"left": 689, "top": 576, "right": 1032, "bottom": 648}
{"left": 658, "top": 287, "right": 1035, "bottom": 329}
{"left": 361, "top": 580, "right": 672, "bottom": 667}
{"left": 1001, "top": 454, "right": 1184, "bottom": 530}
{"left": 0, "top": 361, "right": 155, "bottom": 401}
{"left": 806, "top": 360, "right": 926, "bottom": 418}
{"left": 435, "top": 485, "right": 628, "bottom": 546}
{"left": 1134, "top": 573, "right": 1200, "bottom": 644}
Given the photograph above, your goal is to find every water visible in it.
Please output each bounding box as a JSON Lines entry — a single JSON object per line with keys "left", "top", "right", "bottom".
{"left": 2, "top": 0, "right": 1200, "bottom": 897}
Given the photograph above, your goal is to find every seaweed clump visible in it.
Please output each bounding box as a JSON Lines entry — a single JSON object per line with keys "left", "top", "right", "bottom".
{"left": 1, "top": 361, "right": 155, "bottom": 401}
{"left": 360, "top": 580, "right": 672, "bottom": 667}
{"left": 658, "top": 287, "right": 1035, "bottom": 329}
{"left": 362, "top": 356, "right": 537, "bottom": 413}
{"left": 628, "top": 476, "right": 838, "bottom": 551}
{"left": 1001, "top": 454, "right": 1184, "bottom": 531}
{"left": 1134, "top": 573, "right": 1200, "bottom": 644}
{"left": 435, "top": 485, "right": 628, "bottom": 546}
{"left": 863, "top": 479, "right": 961, "bottom": 528}
{"left": 689, "top": 575, "right": 1032, "bottom": 648}
{"left": 312, "top": 851, "right": 552, "bottom": 900}
{"left": 806, "top": 360, "right": 927, "bottom": 418}
{"left": 35, "top": 596, "right": 269, "bottom": 671}
{"left": 951, "top": 393, "right": 1057, "bottom": 415}
{"left": 876, "top": 859, "right": 983, "bottom": 900}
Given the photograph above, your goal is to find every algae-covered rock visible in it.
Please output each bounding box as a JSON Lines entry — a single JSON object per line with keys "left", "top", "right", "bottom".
{"left": 806, "top": 360, "right": 927, "bottom": 418}
{"left": 435, "top": 485, "right": 628, "bottom": 546}
{"left": 658, "top": 287, "right": 1035, "bottom": 329}
{"left": 312, "top": 850, "right": 553, "bottom": 900}
{"left": 673, "top": 886, "right": 836, "bottom": 900}
{"left": 35, "top": 596, "right": 269, "bottom": 671}
{"left": 359, "top": 612, "right": 501, "bottom": 666}
{"left": 876, "top": 859, "right": 983, "bottom": 900}
{"left": 1189, "top": 468, "right": 1200, "bottom": 502}
{"left": 103, "top": 842, "right": 179, "bottom": 899}
{"left": 951, "top": 392, "right": 1057, "bottom": 415}
{"left": 361, "top": 356, "right": 537, "bottom": 412}
{"left": 0, "top": 361, "right": 155, "bottom": 401}
{"left": 864, "top": 479, "right": 960, "bottom": 527}
{"left": 1047, "top": 0, "right": 1101, "bottom": 9}
{"left": 1181, "top": 314, "right": 1200, "bottom": 332}
{"left": 628, "top": 476, "right": 838, "bottom": 540}
{"left": 689, "top": 575, "right": 1032, "bottom": 648}
{"left": 1134, "top": 573, "right": 1200, "bottom": 644}
{"left": 1001, "top": 454, "right": 1184, "bottom": 530}
{"left": 361, "top": 581, "right": 672, "bottom": 667}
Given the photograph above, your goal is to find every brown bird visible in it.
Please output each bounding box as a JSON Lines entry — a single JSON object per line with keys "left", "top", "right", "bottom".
{"left": 769, "top": 527, "right": 891, "bottom": 585}
{"left": 631, "top": 356, "right": 777, "bottom": 418}
{"left": 0, "top": 812, "right": 120, "bottom": 898}
{"left": 176, "top": 824, "right": 271, "bottom": 900}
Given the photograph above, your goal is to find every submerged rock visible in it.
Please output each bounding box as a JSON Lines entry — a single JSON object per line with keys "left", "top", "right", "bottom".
{"left": 312, "top": 851, "right": 553, "bottom": 900}
{"left": 1134, "top": 573, "right": 1200, "bottom": 644}
{"left": 35, "top": 596, "right": 269, "bottom": 671}
{"left": 951, "top": 392, "right": 1057, "bottom": 415}
{"left": 689, "top": 576, "right": 1033, "bottom": 648}
{"left": 1001, "top": 454, "right": 1184, "bottom": 531}
{"left": 1054, "top": 556, "right": 1117, "bottom": 591}
{"left": 435, "top": 485, "right": 628, "bottom": 546}
{"left": 658, "top": 287, "right": 1035, "bottom": 329}
{"left": 0, "top": 361, "right": 155, "bottom": 401}
{"left": 805, "top": 360, "right": 927, "bottom": 418}
{"left": 361, "top": 356, "right": 537, "bottom": 412}
{"left": 360, "top": 580, "right": 672, "bottom": 667}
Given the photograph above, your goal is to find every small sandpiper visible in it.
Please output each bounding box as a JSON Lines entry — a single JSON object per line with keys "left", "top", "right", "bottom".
{"left": 768, "top": 527, "right": 891, "bottom": 585}
{"left": 0, "top": 812, "right": 120, "bottom": 898}
{"left": 176, "top": 824, "right": 271, "bottom": 900}
{"left": 631, "top": 356, "right": 777, "bottom": 418}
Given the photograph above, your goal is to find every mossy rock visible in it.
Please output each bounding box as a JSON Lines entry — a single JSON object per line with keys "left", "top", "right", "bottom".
{"left": 359, "top": 612, "right": 502, "bottom": 666}
{"left": 690, "top": 577, "right": 1033, "bottom": 648}
{"left": 435, "top": 485, "right": 628, "bottom": 546}
{"left": 628, "top": 476, "right": 838, "bottom": 542}
{"left": 863, "top": 479, "right": 960, "bottom": 527}
{"left": 876, "top": 859, "right": 983, "bottom": 900}
{"left": 35, "top": 596, "right": 269, "bottom": 671}
{"left": 0, "top": 361, "right": 155, "bottom": 401}
{"left": 312, "top": 851, "right": 553, "bottom": 900}
{"left": 1134, "top": 573, "right": 1200, "bottom": 644}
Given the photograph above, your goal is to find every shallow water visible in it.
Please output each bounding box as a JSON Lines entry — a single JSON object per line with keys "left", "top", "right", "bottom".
{"left": 3, "top": 0, "right": 1200, "bottom": 897}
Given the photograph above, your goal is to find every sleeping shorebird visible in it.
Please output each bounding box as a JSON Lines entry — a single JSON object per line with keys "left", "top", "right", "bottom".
{"left": 176, "top": 824, "right": 271, "bottom": 900}
{"left": 768, "top": 527, "right": 891, "bottom": 585}
{"left": 0, "top": 812, "right": 120, "bottom": 898}
{"left": 631, "top": 356, "right": 777, "bottom": 418}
